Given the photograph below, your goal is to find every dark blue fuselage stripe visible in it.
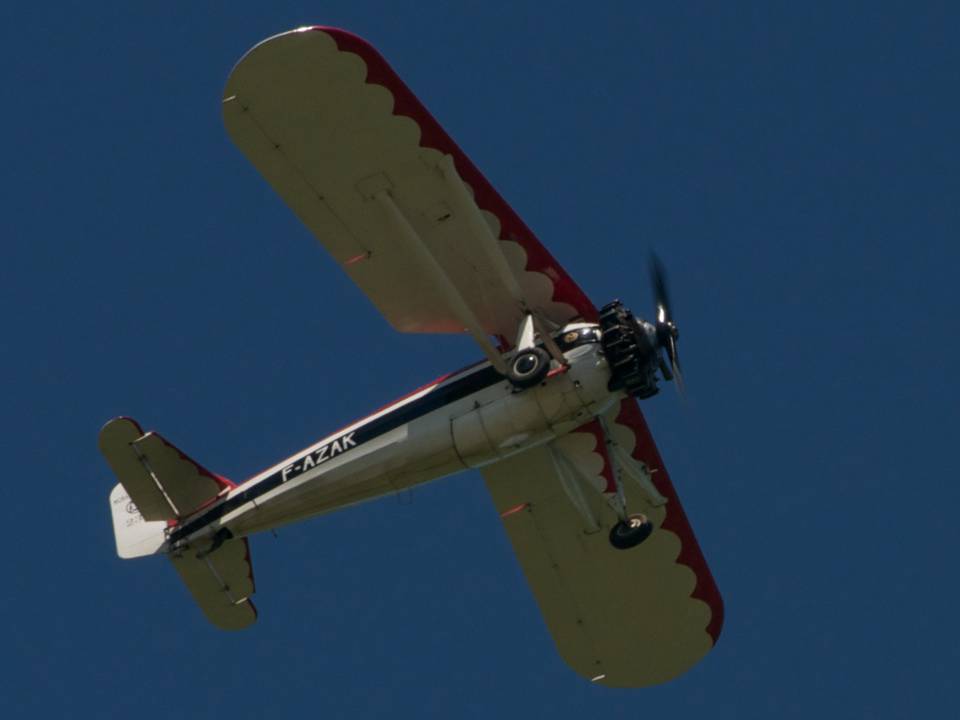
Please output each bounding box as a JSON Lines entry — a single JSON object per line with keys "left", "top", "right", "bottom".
{"left": 169, "top": 365, "right": 504, "bottom": 542}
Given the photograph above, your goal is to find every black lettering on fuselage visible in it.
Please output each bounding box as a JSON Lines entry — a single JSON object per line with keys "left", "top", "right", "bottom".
{"left": 169, "top": 364, "right": 503, "bottom": 544}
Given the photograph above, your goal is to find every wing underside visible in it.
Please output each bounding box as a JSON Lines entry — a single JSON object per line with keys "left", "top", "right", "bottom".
{"left": 481, "top": 398, "right": 723, "bottom": 687}
{"left": 223, "top": 27, "right": 596, "bottom": 343}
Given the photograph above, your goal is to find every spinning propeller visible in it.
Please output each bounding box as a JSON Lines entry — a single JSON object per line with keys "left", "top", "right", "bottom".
{"left": 649, "top": 253, "right": 684, "bottom": 396}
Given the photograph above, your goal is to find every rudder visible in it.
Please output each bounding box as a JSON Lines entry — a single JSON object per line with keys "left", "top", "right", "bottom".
{"left": 109, "top": 483, "right": 167, "bottom": 558}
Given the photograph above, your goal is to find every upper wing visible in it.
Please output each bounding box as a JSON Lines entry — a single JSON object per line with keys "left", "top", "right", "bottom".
{"left": 223, "top": 27, "right": 596, "bottom": 341}
{"left": 481, "top": 398, "right": 723, "bottom": 687}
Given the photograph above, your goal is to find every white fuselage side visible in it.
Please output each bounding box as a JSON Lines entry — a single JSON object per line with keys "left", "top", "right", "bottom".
{"left": 168, "top": 330, "right": 620, "bottom": 549}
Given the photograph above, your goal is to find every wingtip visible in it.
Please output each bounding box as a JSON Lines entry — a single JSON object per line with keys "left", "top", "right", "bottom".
{"left": 98, "top": 416, "right": 144, "bottom": 452}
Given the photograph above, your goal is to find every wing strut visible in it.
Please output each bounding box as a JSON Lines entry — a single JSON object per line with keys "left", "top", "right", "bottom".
{"left": 436, "top": 154, "right": 526, "bottom": 306}
{"left": 373, "top": 189, "right": 508, "bottom": 374}
{"left": 436, "top": 155, "right": 567, "bottom": 363}
{"left": 548, "top": 443, "right": 601, "bottom": 532}
{"left": 597, "top": 416, "right": 669, "bottom": 508}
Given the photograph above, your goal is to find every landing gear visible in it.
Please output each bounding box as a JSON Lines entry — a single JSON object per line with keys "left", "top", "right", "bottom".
{"left": 507, "top": 346, "right": 551, "bottom": 388}
{"left": 609, "top": 513, "right": 653, "bottom": 550}
{"left": 195, "top": 527, "right": 233, "bottom": 559}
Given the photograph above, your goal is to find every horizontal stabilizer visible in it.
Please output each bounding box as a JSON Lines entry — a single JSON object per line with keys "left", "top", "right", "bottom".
{"left": 171, "top": 538, "right": 257, "bottom": 630}
{"left": 99, "top": 417, "right": 231, "bottom": 521}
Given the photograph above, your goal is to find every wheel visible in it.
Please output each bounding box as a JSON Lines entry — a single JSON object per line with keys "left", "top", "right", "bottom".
{"left": 507, "top": 347, "right": 550, "bottom": 388}
{"left": 609, "top": 513, "right": 653, "bottom": 550}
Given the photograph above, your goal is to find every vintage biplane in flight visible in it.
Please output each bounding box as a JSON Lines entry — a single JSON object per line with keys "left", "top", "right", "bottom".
{"left": 101, "top": 27, "right": 723, "bottom": 687}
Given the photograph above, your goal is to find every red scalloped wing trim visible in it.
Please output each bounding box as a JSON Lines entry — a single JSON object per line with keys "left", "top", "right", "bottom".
{"left": 318, "top": 27, "right": 598, "bottom": 325}
{"left": 574, "top": 418, "right": 618, "bottom": 494}
{"left": 614, "top": 399, "right": 724, "bottom": 644}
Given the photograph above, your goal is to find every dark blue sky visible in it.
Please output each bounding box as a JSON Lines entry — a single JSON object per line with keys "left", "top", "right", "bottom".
{"left": 3, "top": 2, "right": 957, "bottom": 716}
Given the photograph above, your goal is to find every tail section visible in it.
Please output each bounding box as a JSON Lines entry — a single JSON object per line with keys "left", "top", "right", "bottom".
{"left": 100, "top": 417, "right": 257, "bottom": 630}
{"left": 171, "top": 537, "right": 258, "bottom": 630}
{"left": 99, "top": 417, "right": 233, "bottom": 522}
{"left": 109, "top": 483, "right": 168, "bottom": 558}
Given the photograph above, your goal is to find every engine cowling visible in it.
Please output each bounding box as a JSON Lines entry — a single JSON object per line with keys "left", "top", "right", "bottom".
{"left": 599, "top": 301, "right": 662, "bottom": 399}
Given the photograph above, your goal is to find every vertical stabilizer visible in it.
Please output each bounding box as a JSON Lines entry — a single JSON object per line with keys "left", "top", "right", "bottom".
{"left": 109, "top": 484, "right": 167, "bottom": 559}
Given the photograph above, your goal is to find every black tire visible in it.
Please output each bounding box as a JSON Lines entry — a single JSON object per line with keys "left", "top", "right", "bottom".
{"left": 609, "top": 513, "right": 654, "bottom": 550}
{"left": 506, "top": 347, "right": 551, "bottom": 388}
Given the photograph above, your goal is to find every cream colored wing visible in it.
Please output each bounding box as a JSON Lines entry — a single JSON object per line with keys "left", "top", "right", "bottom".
{"left": 481, "top": 398, "right": 723, "bottom": 688}
{"left": 223, "top": 27, "right": 596, "bottom": 342}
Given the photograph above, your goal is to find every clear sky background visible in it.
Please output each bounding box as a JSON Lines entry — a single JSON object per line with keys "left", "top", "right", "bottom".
{"left": 2, "top": 2, "right": 957, "bottom": 717}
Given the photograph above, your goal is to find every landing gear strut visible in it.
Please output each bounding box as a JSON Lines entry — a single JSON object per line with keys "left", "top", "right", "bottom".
{"left": 609, "top": 513, "right": 653, "bottom": 550}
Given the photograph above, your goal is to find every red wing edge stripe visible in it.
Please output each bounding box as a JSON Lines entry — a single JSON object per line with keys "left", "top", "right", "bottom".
{"left": 313, "top": 26, "right": 598, "bottom": 324}
{"left": 616, "top": 400, "right": 724, "bottom": 644}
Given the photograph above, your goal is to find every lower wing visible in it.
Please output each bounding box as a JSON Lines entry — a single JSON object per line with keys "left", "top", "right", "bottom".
{"left": 480, "top": 398, "right": 723, "bottom": 687}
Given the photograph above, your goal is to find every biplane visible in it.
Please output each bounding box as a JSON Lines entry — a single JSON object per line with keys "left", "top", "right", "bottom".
{"left": 101, "top": 27, "right": 723, "bottom": 688}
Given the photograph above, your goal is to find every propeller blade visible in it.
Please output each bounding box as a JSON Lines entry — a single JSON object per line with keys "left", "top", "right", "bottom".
{"left": 650, "top": 252, "right": 685, "bottom": 397}
{"left": 650, "top": 252, "right": 672, "bottom": 323}
{"left": 667, "top": 335, "right": 685, "bottom": 398}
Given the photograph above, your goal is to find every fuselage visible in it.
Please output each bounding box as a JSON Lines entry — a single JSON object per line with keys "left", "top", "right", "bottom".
{"left": 168, "top": 324, "right": 621, "bottom": 549}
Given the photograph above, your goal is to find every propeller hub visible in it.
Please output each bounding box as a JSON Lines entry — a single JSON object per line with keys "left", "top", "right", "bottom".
{"left": 597, "top": 254, "right": 685, "bottom": 400}
{"left": 656, "top": 321, "right": 679, "bottom": 345}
